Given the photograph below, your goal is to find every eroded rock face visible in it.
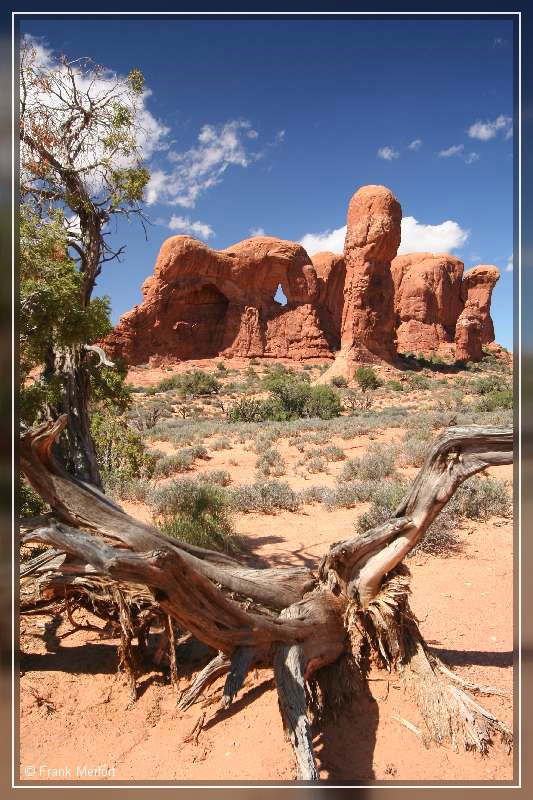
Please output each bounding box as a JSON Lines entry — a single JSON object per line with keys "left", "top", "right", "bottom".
{"left": 455, "top": 300, "right": 484, "bottom": 362}
{"left": 391, "top": 252, "right": 465, "bottom": 354}
{"left": 105, "top": 235, "right": 331, "bottom": 364}
{"left": 341, "top": 185, "right": 402, "bottom": 362}
{"left": 105, "top": 184, "right": 502, "bottom": 367}
{"left": 460, "top": 265, "right": 500, "bottom": 344}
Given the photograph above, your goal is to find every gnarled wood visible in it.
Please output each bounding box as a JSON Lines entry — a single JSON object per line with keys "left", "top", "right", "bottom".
{"left": 19, "top": 418, "right": 513, "bottom": 779}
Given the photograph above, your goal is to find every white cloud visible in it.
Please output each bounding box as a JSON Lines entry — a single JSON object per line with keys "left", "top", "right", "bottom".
{"left": 168, "top": 215, "right": 214, "bottom": 240}
{"left": 464, "top": 152, "right": 480, "bottom": 164}
{"left": 467, "top": 114, "right": 512, "bottom": 141}
{"left": 398, "top": 216, "right": 469, "bottom": 254}
{"left": 439, "top": 144, "right": 464, "bottom": 158}
{"left": 377, "top": 146, "right": 399, "bottom": 161}
{"left": 505, "top": 253, "right": 513, "bottom": 272}
{"left": 505, "top": 126, "right": 513, "bottom": 140}
{"left": 21, "top": 35, "right": 169, "bottom": 197}
{"left": 408, "top": 139, "right": 422, "bottom": 151}
{"left": 145, "top": 119, "right": 260, "bottom": 207}
{"left": 299, "top": 215, "right": 469, "bottom": 257}
{"left": 299, "top": 226, "right": 347, "bottom": 255}
{"left": 249, "top": 227, "right": 267, "bottom": 237}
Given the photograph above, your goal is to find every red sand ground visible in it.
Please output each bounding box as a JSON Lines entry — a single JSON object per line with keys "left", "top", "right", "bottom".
{"left": 19, "top": 509, "right": 513, "bottom": 783}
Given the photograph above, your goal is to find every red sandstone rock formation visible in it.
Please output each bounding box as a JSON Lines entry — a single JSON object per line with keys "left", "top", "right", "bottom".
{"left": 391, "top": 252, "right": 464, "bottom": 354}
{"left": 455, "top": 300, "right": 485, "bottom": 362}
{"left": 105, "top": 235, "right": 331, "bottom": 365}
{"left": 340, "top": 185, "right": 401, "bottom": 362}
{"left": 311, "top": 251, "right": 345, "bottom": 348}
{"left": 104, "top": 184, "right": 502, "bottom": 369}
{"left": 460, "top": 265, "right": 500, "bottom": 344}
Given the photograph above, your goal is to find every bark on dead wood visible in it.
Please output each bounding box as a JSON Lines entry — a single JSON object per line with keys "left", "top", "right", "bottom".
{"left": 20, "top": 416, "right": 513, "bottom": 780}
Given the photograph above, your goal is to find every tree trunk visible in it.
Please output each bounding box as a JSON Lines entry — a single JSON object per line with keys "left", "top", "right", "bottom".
{"left": 20, "top": 417, "right": 513, "bottom": 780}
{"left": 43, "top": 346, "right": 102, "bottom": 488}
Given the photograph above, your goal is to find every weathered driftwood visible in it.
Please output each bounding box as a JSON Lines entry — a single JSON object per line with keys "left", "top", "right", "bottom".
{"left": 20, "top": 416, "right": 513, "bottom": 780}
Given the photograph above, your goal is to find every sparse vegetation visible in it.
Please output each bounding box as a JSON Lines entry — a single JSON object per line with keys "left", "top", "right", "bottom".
{"left": 355, "top": 366, "right": 381, "bottom": 391}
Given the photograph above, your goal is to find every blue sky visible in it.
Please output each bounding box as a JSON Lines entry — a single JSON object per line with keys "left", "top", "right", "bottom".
{"left": 20, "top": 15, "right": 515, "bottom": 349}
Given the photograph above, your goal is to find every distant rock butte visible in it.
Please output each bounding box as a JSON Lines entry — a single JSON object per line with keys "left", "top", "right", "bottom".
{"left": 105, "top": 185, "right": 501, "bottom": 366}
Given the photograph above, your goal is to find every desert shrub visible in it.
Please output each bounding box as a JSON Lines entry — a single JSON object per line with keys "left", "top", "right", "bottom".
{"left": 211, "top": 436, "right": 232, "bottom": 451}
{"left": 407, "top": 373, "right": 431, "bottom": 391}
{"left": 339, "top": 444, "right": 398, "bottom": 482}
{"left": 322, "top": 479, "right": 378, "bottom": 510}
{"left": 330, "top": 375, "right": 348, "bottom": 388}
{"left": 229, "top": 480, "right": 301, "bottom": 513}
{"left": 399, "top": 435, "right": 431, "bottom": 468}
{"left": 474, "top": 389, "right": 513, "bottom": 412}
{"left": 227, "top": 398, "right": 268, "bottom": 423}
{"left": 91, "top": 409, "right": 156, "bottom": 488}
{"left": 342, "top": 388, "right": 374, "bottom": 413}
{"left": 202, "top": 469, "right": 232, "bottom": 487}
{"left": 106, "top": 476, "right": 151, "bottom": 502}
{"left": 322, "top": 444, "right": 346, "bottom": 462}
{"left": 250, "top": 357, "right": 259, "bottom": 366}
{"left": 128, "top": 400, "right": 172, "bottom": 433}
{"left": 148, "top": 478, "right": 237, "bottom": 551}
{"left": 437, "top": 390, "right": 465, "bottom": 412}
{"left": 305, "top": 456, "right": 328, "bottom": 474}
{"left": 145, "top": 369, "right": 220, "bottom": 398}
{"left": 355, "top": 480, "right": 407, "bottom": 533}
{"left": 304, "top": 385, "right": 343, "bottom": 420}
{"left": 452, "top": 476, "right": 511, "bottom": 520}
{"left": 153, "top": 450, "right": 194, "bottom": 477}
{"left": 187, "top": 444, "right": 210, "bottom": 461}
{"left": 355, "top": 366, "right": 381, "bottom": 391}
{"left": 386, "top": 380, "right": 404, "bottom": 392}
{"left": 471, "top": 375, "right": 510, "bottom": 395}
{"left": 300, "top": 485, "right": 329, "bottom": 504}
{"left": 216, "top": 361, "right": 227, "bottom": 373}
{"left": 256, "top": 447, "right": 286, "bottom": 477}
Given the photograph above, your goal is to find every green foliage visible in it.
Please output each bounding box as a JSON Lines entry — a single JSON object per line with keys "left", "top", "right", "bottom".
{"left": 407, "top": 373, "right": 431, "bottom": 391}
{"left": 20, "top": 478, "right": 47, "bottom": 516}
{"left": 145, "top": 369, "right": 221, "bottom": 398}
{"left": 90, "top": 408, "right": 156, "bottom": 489}
{"left": 149, "top": 479, "right": 238, "bottom": 552}
{"left": 355, "top": 367, "right": 381, "bottom": 391}
{"left": 472, "top": 375, "right": 511, "bottom": 395}
{"left": 216, "top": 361, "right": 227, "bottom": 373}
{"left": 127, "top": 68, "right": 145, "bottom": 93}
{"left": 330, "top": 375, "right": 348, "bottom": 388}
{"left": 474, "top": 389, "right": 513, "bottom": 412}
{"left": 20, "top": 207, "right": 112, "bottom": 381}
{"left": 227, "top": 377, "right": 342, "bottom": 422}
{"left": 386, "top": 380, "right": 404, "bottom": 392}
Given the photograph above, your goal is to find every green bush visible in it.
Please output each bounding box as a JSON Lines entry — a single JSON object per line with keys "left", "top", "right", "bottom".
{"left": 230, "top": 480, "right": 301, "bottom": 513}
{"left": 407, "top": 373, "right": 431, "bottom": 390}
{"left": 355, "top": 367, "right": 381, "bottom": 391}
{"left": 305, "top": 456, "right": 328, "bottom": 474}
{"left": 304, "top": 385, "right": 343, "bottom": 420}
{"left": 474, "top": 389, "right": 513, "bottom": 412}
{"left": 20, "top": 478, "right": 47, "bottom": 516}
{"left": 145, "top": 369, "right": 220, "bottom": 398}
{"left": 339, "top": 444, "right": 397, "bottom": 482}
{"left": 330, "top": 375, "right": 348, "bottom": 388}
{"left": 91, "top": 409, "right": 156, "bottom": 489}
{"left": 471, "top": 375, "right": 510, "bottom": 395}
{"left": 148, "top": 478, "right": 238, "bottom": 551}
{"left": 227, "top": 397, "right": 268, "bottom": 423}
{"left": 387, "top": 380, "right": 404, "bottom": 392}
